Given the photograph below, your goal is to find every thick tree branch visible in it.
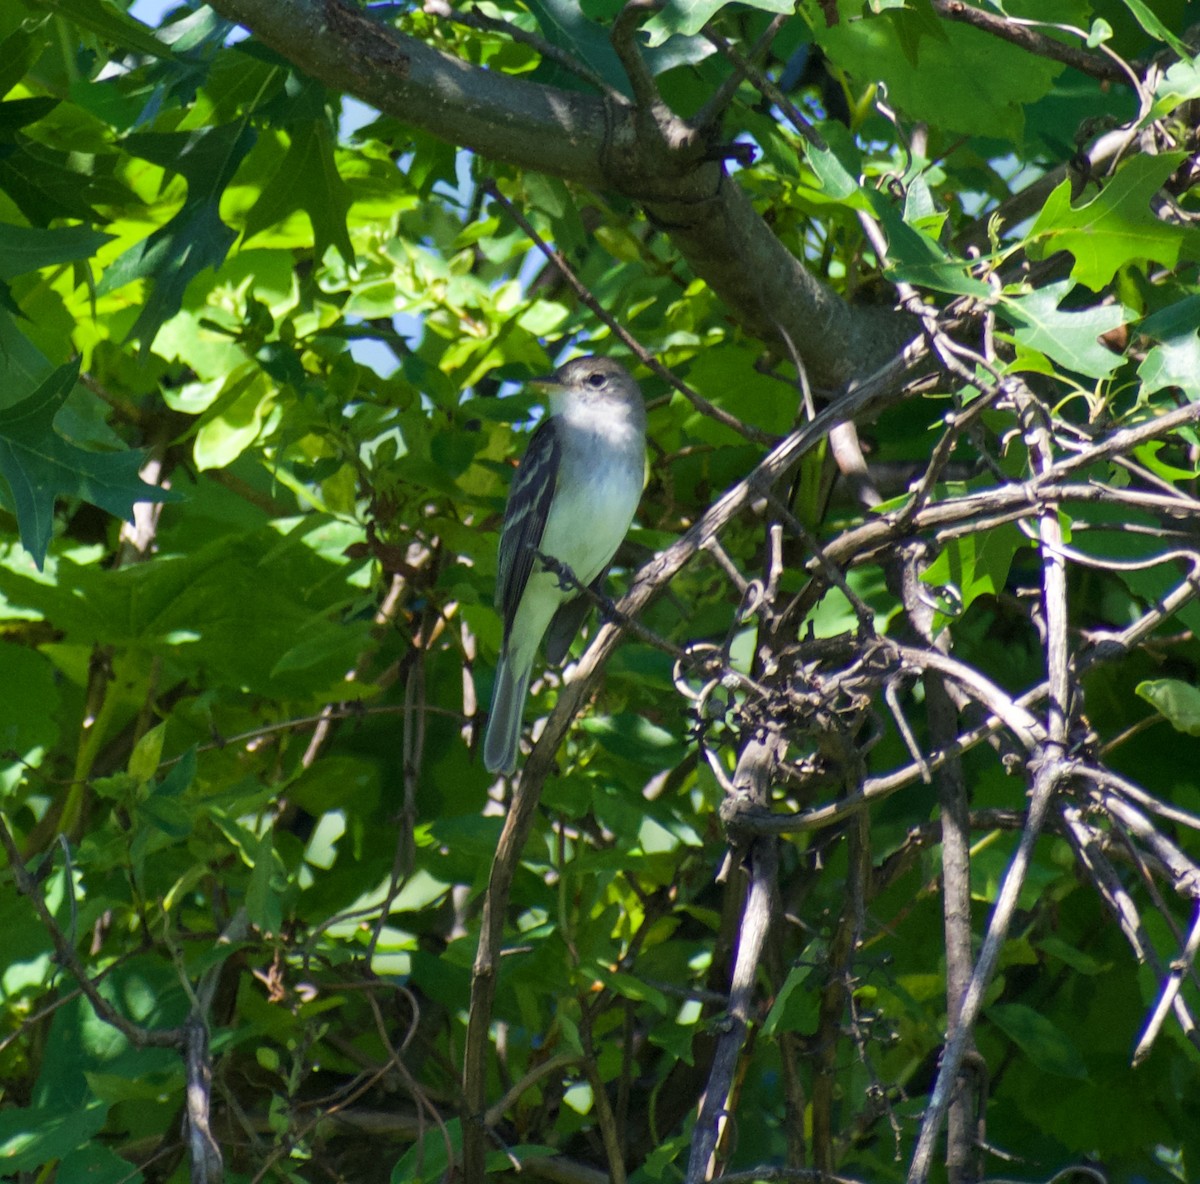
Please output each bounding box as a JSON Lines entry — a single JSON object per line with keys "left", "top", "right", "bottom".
{"left": 205, "top": 0, "right": 912, "bottom": 388}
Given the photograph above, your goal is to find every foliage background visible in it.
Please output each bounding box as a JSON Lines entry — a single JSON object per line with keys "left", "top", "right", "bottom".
{"left": 3, "top": 0, "right": 1200, "bottom": 1182}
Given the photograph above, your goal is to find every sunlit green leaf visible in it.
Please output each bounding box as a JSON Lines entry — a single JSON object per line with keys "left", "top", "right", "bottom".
{"left": 1136, "top": 678, "right": 1200, "bottom": 735}
{"left": 642, "top": 0, "right": 793, "bottom": 46}
{"left": 98, "top": 123, "right": 257, "bottom": 349}
{"left": 1028, "top": 155, "right": 1199, "bottom": 290}
{"left": 242, "top": 119, "right": 354, "bottom": 267}
{"left": 1138, "top": 332, "right": 1200, "bottom": 399}
{"left": 999, "top": 281, "right": 1128, "bottom": 378}
{"left": 1118, "top": 0, "right": 1188, "bottom": 54}
{"left": 818, "top": 13, "right": 1061, "bottom": 139}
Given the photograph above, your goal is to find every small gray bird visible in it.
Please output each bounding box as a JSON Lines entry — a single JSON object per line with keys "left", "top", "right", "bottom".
{"left": 484, "top": 357, "right": 647, "bottom": 775}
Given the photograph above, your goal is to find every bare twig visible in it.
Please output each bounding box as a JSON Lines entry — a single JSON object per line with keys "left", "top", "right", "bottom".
{"left": 1133, "top": 903, "right": 1200, "bottom": 1065}
{"left": 702, "top": 28, "right": 826, "bottom": 151}
{"left": 907, "top": 378, "right": 1077, "bottom": 1184}
{"left": 484, "top": 180, "right": 780, "bottom": 445}
{"left": 611, "top": 0, "right": 663, "bottom": 111}
{"left": 687, "top": 731, "right": 784, "bottom": 1182}
{"left": 930, "top": 0, "right": 1129, "bottom": 84}
{"left": 0, "top": 814, "right": 185, "bottom": 1050}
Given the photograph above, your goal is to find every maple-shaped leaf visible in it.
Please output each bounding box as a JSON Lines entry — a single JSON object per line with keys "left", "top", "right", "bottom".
{"left": 0, "top": 360, "right": 180, "bottom": 568}
{"left": 1029, "top": 154, "right": 1200, "bottom": 291}
{"left": 1138, "top": 333, "right": 1200, "bottom": 400}
{"left": 97, "top": 123, "right": 257, "bottom": 351}
{"left": 242, "top": 119, "right": 355, "bottom": 268}
{"left": 999, "top": 281, "right": 1129, "bottom": 379}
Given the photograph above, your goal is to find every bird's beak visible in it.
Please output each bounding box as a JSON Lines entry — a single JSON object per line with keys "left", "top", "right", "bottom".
{"left": 528, "top": 374, "right": 561, "bottom": 391}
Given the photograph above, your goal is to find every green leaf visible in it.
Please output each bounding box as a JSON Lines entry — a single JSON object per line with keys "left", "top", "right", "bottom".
{"left": 762, "top": 954, "right": 821, "bottom": 1035}
{"left": 1141, "top": 294, "right": 1200, "bottom": 341}
{"left": 0, "top": 111, "right": 112, "bottom": 226}
{"left": 987, "top": 1002, "right": 1088, "bottom": 1079}
{"left": 271, "top": 618, "right": 372, "bottom": 678}
{"left": 1036, "top": 936, "right": 1110, "bottom": 976}
{"left": 866, "top": 189, "right": 991, "bottom": 297}
{"left": 999, "top": 281, "right": 1128, "bottom": 378}
{"left": 242, "top": 120, "right": 355, "bottom": 267}
{"left": 136, "top": 793, "right": 192, "bottom": 837}
{"left": 192, "top": 369, "right": 276, "bottom": 471}
{"left": 592, "top": 966, "right": 671, "bottom": 1013}
{"left": 40, "top": 0, "right": 175, "bottom": 59}
{"left": 580, "top": 712, "right": 688, "bottom": 767}
{"left": 642, "top": 0, "right": 793, "bottom": 46}
{"left": 883, "top": 0, "right": 950, "bottom": 69}
{"left": 156, "top": 746, "right": 197, "bottom": 798}
{"left": 247, "top": 831, "right": 283, "bottom": 934}
{"left": 1028, "top": 155, "right": 1198, "bottom": 290}
{"left": 0, "top": 222, "right": 114, "bottom": 280}
{"left": 0, "top": 1101, "right": 108, "bottom": 1172}
{"left": 391, "top": 1117, "right": 463, "bottom": 1183}
{"left": 128, "top": 722, "right": 167, "bottom": 784}
{"left": 58, "top": 1142, "right": 144, "bottom": 1184}
{"left": 0, "top": 360, "right": 179, "bottom": 569}
{"left": 1132, "top": 440, "right": 1200, "bottom": 482}
{"left": 527, "top": 0, "right": 715, "bottom": 84}
{"left": 98, "top": 123, "right": 257, "bottom": 350}
{"left": 1136, "top": 678, "right": 1200, "bottom": 735}
{"left": 1138, "top": 332, "right": 1200, "bottom": 399}
{"left": 922, "top": 522, "right": 1025, "bottom": 622}
{"left": 0, "top": 645, "right": 60, "bottom": 795}
{"left": 818, "top": 14, "right": 1062, "bottom": 140}
{"left": 1148, "top": 54, "right": 1200, "bottom": 121}
{"left": 1118, "top": 0, "right": 1188, "bottom": 54}
{"left": 808, "top": 122, "right": 865, "bottom": 202}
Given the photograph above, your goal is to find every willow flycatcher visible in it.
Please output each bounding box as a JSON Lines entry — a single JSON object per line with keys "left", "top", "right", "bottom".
{"left": 484, "top": 357, "right": 646, "bottom": 775}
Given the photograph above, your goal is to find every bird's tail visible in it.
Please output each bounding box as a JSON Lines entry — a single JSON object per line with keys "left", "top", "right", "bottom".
{"left": 484, "top": 653, "right": 531, "bottom": 775}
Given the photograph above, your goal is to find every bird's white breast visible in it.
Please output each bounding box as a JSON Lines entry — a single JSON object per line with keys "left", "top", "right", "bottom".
{"left": 542, "top": 404, "right": 644, "bottom": 587}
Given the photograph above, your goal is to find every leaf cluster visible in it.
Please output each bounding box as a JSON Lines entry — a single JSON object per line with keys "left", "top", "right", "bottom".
{"left": 1, "top": 2, "right": 1200, "bottom": 1184}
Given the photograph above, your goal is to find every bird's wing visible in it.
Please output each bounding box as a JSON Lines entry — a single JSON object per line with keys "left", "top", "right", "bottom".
{"left": 496, "top": 417, "right": 561, "bottom": 632}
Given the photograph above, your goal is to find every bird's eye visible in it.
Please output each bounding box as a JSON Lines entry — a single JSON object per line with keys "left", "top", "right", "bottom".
{"left": 586, "top": 372, "right": 606, "bottom": 388}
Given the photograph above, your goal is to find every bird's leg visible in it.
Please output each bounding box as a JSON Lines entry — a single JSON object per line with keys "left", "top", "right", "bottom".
{"left": 534, "top": 550, "right": 585, "bottom": 595}
{"left": 535, "top": 550, "right": 623, "bottom": 623}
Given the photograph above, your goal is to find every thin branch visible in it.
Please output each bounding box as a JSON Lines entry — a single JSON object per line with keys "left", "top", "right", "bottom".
{"left": 185, "top": 1018, "right": 223, "bottom": 1184}
{"left": 810, "top": 807, "right": 870, "bottom": 1175}
{"left": 580, "top": 999, "right": 629, "bottom": 1184}
{"left": 687, "top": 733, "right": 783, "bottom": 1182}
{"left": 484, "top": 180, "right": 779, "bottom": 445}
{"left": 1062, "top": 806, "right": 1200, "bottom": 1053}
{"left": 930, "top": 0, "right": 1128, "bottom": 84}
{"left": 0, "top": 814, "right": 185, "bottom": 1050}
{"left": 702, "top": 28, "right": 826, "bottom": 150}
{"left": 692, "top": 13, "right": 788, "bottom": 130}
{"left": 424, "top": 0, "right": 615, "bottom": 96}
{"left": 885, "top": 642, "right": 1044, "bottom": 749}
{"left": 611, "top": 0, "right": 663, "bottom": 111}
{"left": 900, "top": 545, "right": 979, "bottom": 1182}
{"left": 907, "top": 380, "right": 1077, "bottom": 1184}
{"left": 1133, "top": 902, "right": 1200, "bottom": 1066}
